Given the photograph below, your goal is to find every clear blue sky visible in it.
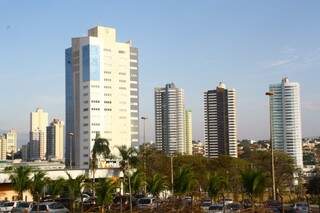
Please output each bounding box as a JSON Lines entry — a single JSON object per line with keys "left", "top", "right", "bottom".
{"left": 1, "top": 0, "right": 320, "bottom": 145}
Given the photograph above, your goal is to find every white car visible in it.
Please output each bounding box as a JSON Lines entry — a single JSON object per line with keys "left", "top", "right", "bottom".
{"left": 30, "top": 202, "right": 69, "bottom": 213}
{"left": 0, "top": 201, "right": 19, "bottom": 212}
{"left": 11, "top": 202, "right": 33, "bottom": 213}
{"left": 137, "top": 197, "right": 156, "bottom": 209}
{"left": 208, "top": 204, "right": 224, "bottom": 213}
{"left": 200, "top": 201, "right": 212, "bottom": 212}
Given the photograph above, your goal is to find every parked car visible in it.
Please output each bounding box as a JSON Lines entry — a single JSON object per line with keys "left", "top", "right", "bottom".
{"left": 226, "top": 202, "right": 241, "bottom": 212}
{"left": 265, "top": 200, "right": 282, "bottom": 211}
{"left": 30, "top": 202, "right": 69, "bottom": 213}
{"left": 200, "top": 200, "right": 212, "bottom": 212}
{"left": 219, "top": 198, "right": 233, "bottom": 205}
{"left": 208, "top": 204, "right": 224, "bottom": 213}
{"left": 11, "top": 202, "right": 33, "bottom": 213}
{"left": 137, "top": 197, "right": 156, "bottom": 209}
{"left": 0, "top": 201, "right": 19, "bottom": 212}
{"left": 291, "top": 202, "right": 309, "bottom": 213}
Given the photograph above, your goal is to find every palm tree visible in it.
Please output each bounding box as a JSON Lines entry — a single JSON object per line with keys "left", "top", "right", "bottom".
{"left": 128, "top": 170, "right": 145, "bottom": 195}
{"left": 241, "top": 169, "right": 266, "bottom": 212}
{"left": 147, "top": 173, "right": 167, "bottom": 198}
{"left": 174, "top": 166, "right": 197, "bottom": 210}
{"left": 117, "top": 145, "right": 138, "bottom": 212}
{"left": 65, "top": 173, "right": 87, "bottom": 213}
{"left": 5, "top": 166, "right": 32, "bottom": 200}
{"left": 147, "top": 173, "right": 167, "bottom": 210}
{"left": 95, "top": 178, "right": 116, "bottom": 213}
{"left": 174, "top": 166, "right": 196, "bottom": 196}
{"left": 29, "top": 170, "right": 48, "bottom": 204}
{"left": 207, "top": 173, "right": 225, "bottom": 202}
{"left": 47, "top": 177, "right": 66, "bottom": 199}
{"left": 91, "top": 134, "right": 110, "bottom": 198}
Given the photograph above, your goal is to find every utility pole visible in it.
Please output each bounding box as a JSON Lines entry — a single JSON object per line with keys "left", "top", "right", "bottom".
{"left": 141, "top": 116, "right": 148, "bottom": 194}
{"left": 266, "top": 91, "right": 276, "bottom": 200}
{"left": 68, "top": 132, "right": 74, "bottom": 169}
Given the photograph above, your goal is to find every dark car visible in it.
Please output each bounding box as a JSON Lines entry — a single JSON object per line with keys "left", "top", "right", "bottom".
{"left": 265, "top": 200, "right": 282, "bottom": 212}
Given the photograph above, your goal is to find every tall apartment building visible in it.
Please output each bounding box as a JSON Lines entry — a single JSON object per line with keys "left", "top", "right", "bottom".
{"left": 269, "top": 77, "right": 303, "bottom": 168}
{"left": 0, "top": 136, "right": 7, "bottom": 160}
{"left": 66, "top": 26, "right": 139, "bottom": 169}
{"left": 47, "top": 119, "right": 64, "bottom": 161}
{"left": 155, "top": 83, "right": 190, "bottom": 155}
{"left": 4, "top": 129, "right": 17, "bottom": 155}
{"left": 204, "top": 82, "right": 237, "bottom": 158}
{"left": 29, "top": 108, "right": 49, "bottom": 160}
{"left": 184, "top": 110, "right": 193, "bottom": 155}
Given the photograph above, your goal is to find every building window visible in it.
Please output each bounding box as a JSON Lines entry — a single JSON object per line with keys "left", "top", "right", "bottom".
{"left": 118, "top": 50, "right": 125, "bottom": 54}
{"left": 83, "top": 108, "right": 89, "bottom": 112}
{"left": 119, "top": 80, "right": 126, "bottom": 83}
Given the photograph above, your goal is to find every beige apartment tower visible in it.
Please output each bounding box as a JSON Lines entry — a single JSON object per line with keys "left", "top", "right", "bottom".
{"left": 65, "top": 26, "right": 139, "bottom": 169}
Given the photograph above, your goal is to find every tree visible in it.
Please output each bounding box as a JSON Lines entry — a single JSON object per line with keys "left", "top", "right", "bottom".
{"left": 307, "top": 172, "right": 320, "bottom": 210}
{"left": 207, "top": 174, "right": 228, "bottom": 202}
{"left": 91, "top": 135, "right": 110, "bottom": 197}
{"left": 147, "top": 173, "right": 167, "bottom": 198}
{"left": 65, "top": 173, "right": 87, "bottom": 213}
{"left": 241, "top": 169, "right": 266, "bottom": 211}
{"left": 29, "top": 170, "right": 48, "bottom": 204}
{"left": 117, "top": 145, "right": 138, "bottom": 212}
{"left": 46, "top": 177, "right": 66, "bottom": 199}
{"left": 128, "top": 170, "right": 144, "bottom": 195}
{"left": 95, "top": 178, "right": 116, "bottom": 213}
{"left": 174, "top": 166, "right": 196, "bottom": 196}
{"left": 5, "top": 166, "right": 32, "bottom": 200}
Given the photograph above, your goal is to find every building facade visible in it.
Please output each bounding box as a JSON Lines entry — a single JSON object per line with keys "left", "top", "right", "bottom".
{"left": 204, "top": 82, "right": 237, "bottom": 158}
{"left": 0, "top": 136, "right": 6, "bottom": 160}
{"left": 184, "top": 110, "right": 193, "bottom": 155}
{"left": 269, "top": 77, "right": 303, "bottom": 168}
{"left": 4, "top": 130, "right": 17, "bottom": 156}
{"left": 154, "top": 83, "right": 187, "bottom": 155}
{"left": 29, "top": 108, "right": 48, "bottom": 160}
{"left": 66, "top": 26, "right": 139, "bottom": 169}
{"left": 46, "top": 119, "right": 64, "bottom": 161}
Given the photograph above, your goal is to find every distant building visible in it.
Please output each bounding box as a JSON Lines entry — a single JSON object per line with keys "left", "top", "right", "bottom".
{"left": 28, "top": 108, "right": 49, "bottom": 161}
{"left": 46, "top": 119, "right": 64, "bottom": 161}
{"left": 4, "top": 129, "right": 17, "bottom": 156}
{"left": 184, "top": 110, "right": 193, "bottom": 155}
{"left": 0, "top": 136, "right": 7, "bottom": 160}
{"left": 65, "top": 26, "right": 139, "bottom": 169}
{"left": 192, "top": 140, "right": 205, "bottom": 156}
{"left": 204, "top": 82, "right": 237, "bottom": 158}
{"left": 155, "top": 83, "right": 188, "bottom": 155}
{"left": 269, "top": 77, "right": 303, "bottom": 168}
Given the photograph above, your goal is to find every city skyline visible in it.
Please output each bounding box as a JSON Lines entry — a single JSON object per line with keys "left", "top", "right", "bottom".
{"left": 1, "top": 1, "right": 320, "bottom": 146}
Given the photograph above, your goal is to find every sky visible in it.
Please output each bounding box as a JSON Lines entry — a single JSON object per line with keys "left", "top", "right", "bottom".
{"left": 0, "top": 0, "right": 320, "bottom": 146}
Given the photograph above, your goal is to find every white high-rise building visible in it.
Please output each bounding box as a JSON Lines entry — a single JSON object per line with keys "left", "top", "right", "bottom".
{"left": 29, "top": 108, "right": 49, "bottom": 160}
{"left": 269, "top": 77, "right": 303, "bottom": 168}
{"left": 4, "top": 129, "right": 17, "bottom": 155}
{"left": 204, "top": 82, "right": 237, "bottom": 158}
{"left": 47, "top": 119, "right": 64, "bottom": 161}
{"left": 66, "top": 26, "right": 139, "bottom": 169}
{"left": 184, "top": 110, "right": 193, "bottom": 155}
{"left": 154, "top": 83, "right": 186, "bottom": 155}
{"left": 0, "top": 136, "right": 7, "bottom": 160}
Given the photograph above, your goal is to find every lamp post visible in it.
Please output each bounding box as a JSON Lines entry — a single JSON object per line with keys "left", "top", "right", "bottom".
{"left": 141, "top": 116, "right": 148, "bottom": 194}
{"left": 266, "top": 91, "right": 276, "bottom": 200}
{"left": 119, "top": 171, "right": 124, "bottom": 213}
{"left": 67, "top": 132, "right": 74, "bottom": 169}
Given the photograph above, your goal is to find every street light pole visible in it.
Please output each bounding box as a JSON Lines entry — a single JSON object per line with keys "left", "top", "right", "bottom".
{"left": 170, "top": 155, "right": 174, "bottom": 195}
{"left": 68, "top": 132, "right": 74, "bottom": 169}
{"left": 266, "top": 91, "right": 276, "bottom": 200}
{"left": 141, "top": 116, "right": 148, "bottom": 194}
